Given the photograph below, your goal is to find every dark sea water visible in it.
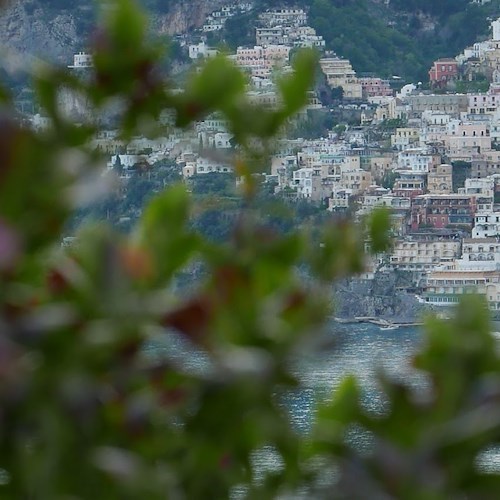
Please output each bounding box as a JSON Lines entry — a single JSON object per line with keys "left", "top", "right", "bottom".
{"left": 148, "top": 322, "right": 424, "bottom": 419}
{"left": 148, "top": 320, "right": 500, "bottom": 492}
{"left": 287, "top": 321, "right": 500, "bottom": 477}
{"left": 287, "top": 322, "right": 424, "bottom": 432}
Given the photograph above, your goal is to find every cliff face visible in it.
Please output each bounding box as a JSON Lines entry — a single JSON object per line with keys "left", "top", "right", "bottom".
{"left": 0, "top": 1, "right": 79, "bottom": 64}
{"left": 153, "top": 0, "right": 225, "bottom": 35}
{"left": 0, "top": 0, "right": 224, "bottom": 65}
{"left": 334, "top": 273, "right": 426, "bottom": 323}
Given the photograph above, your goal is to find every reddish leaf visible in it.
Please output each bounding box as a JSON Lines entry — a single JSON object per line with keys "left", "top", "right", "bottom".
{"left": 119, "top": 244, "right": 154, "bottom": 281}
{"left": 159, "top": 387, "right": 186, "bottom": 408}
{"left": 213, "top": 265, "right": 249, "bottom": 303}
{"left": 0, "top": 115, "right": 22, "bottom": 186}
{"left": 0, "top": 218, "right": 21, "bottom": 271}
{"left": 47, "top": 268, "right": 70, "bottom": 296}
{"left": 161, "top": 296, "right": 213, "bottom": 343}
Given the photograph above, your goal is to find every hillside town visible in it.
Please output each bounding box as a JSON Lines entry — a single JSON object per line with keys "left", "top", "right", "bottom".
{"left": 31, "top": 4, "right": 500, "bottom": 318}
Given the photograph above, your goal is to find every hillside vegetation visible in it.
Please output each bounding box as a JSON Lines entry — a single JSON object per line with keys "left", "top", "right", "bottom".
{"left": 226, "top": 0, "right": 500, "bottom": 82}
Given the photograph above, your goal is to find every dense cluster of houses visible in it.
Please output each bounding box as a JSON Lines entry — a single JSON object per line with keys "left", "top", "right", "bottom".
{"left": 44, "top": 5, "right": 500, "bottom": 316}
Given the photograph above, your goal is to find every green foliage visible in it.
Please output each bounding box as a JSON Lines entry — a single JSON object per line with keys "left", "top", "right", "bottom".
{"left": 287, "top": 109, "right": 335, "bottom": 140}
{"left": 223, "top": 10, "right": 258, "bottom": 50}
{"left": 368, "top": 208, "right": 392, "bottom": 254}
{"left": 306, "top": 0, "right": 496, "bottom": 82}
{"left": 2, "top": 1, "right": 500, "bottom": 498}
{"left": 455, "top": 78, "right": 490, "bottom": 94}
{"left": 380, "top": 169, "right": 398, "bottom": 189}
{"left": 452, "top": 160, "right": 472, "bottom": 192}
{"left": 70, "top": 159, "right": 181, "bottom": 230}
{"left": 380, "top": 117, "right": 407, "bottom": 130}
{"left": 189, "top": 172, "right": 236, "bottom": 197}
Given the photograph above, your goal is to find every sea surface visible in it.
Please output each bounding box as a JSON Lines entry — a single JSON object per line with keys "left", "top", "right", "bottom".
{"left": 149, "top": 320, "right": 500, "bottom": 491}
{"left": 149, "top": 322, "right": 424, "bottom": 419}
{"left": 287, "top": 322, "right": 424, "bottom": 432}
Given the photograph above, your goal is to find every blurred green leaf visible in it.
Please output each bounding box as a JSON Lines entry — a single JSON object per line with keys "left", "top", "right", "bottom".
{"left": 278, "top": 49, "right": 318, "bottom": 116}
{"left": 4, "top": 0, "right": 495, "bottom": 498}
{"left": 175, "top": 57, "right": 246, "bottom": 127}
{"left": 368, "top": 207, "right": 392, "bottom": 254}
{"left": 138, "top": 185, "right": 199, "bottom": 283}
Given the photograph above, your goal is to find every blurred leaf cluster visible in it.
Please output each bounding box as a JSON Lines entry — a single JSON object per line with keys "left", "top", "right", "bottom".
{"left": 0, "top": 1, "right": 498, "bottom": 498}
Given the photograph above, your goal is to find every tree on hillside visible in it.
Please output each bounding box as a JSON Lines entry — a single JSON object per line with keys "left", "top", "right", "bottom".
{"left": 452, "top": 160, "right": 472, "bottom": 192}
{"left": 307, "top": 0, "right": 493, "bottom": 82}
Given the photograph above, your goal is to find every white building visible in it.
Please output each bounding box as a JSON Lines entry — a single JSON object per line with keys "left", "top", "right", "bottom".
{"left": 358, "top": 190, "right": 410, "bottom": 216}
{"left": 460, "top": 238, "right": 500, "bottom": 268}
{"left": 258, "top": 9, "right": 307, "bottom": 28}
{"left": 457, "top": 41, "right": 493, "bottom": 63}
{"left": 464, "top": 176, "right": 496, "bottom": 198}
{"left": 107, "top": 154, "right": 145, "bottom": 169}
{"left": 188, "top": 42, "right": 219, "bottom": 60}
{"left": 489, "top": 109, "right": 500, "bottom": 142}
{"left": 447, "top": 120, "right": 491, "bottom": 155}
{"left": 328, "top": 187, "right": 352, "bottom": 211}
{"left": 422, "top": 236, "right": 500, "bottom": 308}
{"left": 292, "top": 167, "right": 314, "bottom": 198}
{"left": 182, "top": 156, "right": 233, "bottom": 177}
{"left": 31, "top": 114, "right": 51, "bottom": 130}
{"left": 473, "top": 211, "right": 500, "bottom": 238}
{"left": 196, "top": 116, "right": 230, "bottom": 133}
{"left": 68, "top": 52, "right": 92, "bottom": 69}
{"left": 468, "top": 93, "right": 499, "bottom": 115}
{"left": 391, "top": 128, "right": 420, "bottom": 151}
{"left": 493, "top": 17, "right": 500, "bottom": 42}
{"left": 397, "top": 148, "right": 434, "bottom": 173}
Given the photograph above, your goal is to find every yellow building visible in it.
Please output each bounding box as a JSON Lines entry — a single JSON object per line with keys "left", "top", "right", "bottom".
{"left": 427, "top": 163, "right": 453, "bottom": 194}
{"left": 390, "top": 238, "right": 460, "bottom": 272}
{"left": 423, "top": 268, "right": 500, "bottom": 307}
{"left": 319, "top": 57, "right": 362, "bottom": 99}
{"left": 390, "top": 128, "right": 420, "bottom": 151}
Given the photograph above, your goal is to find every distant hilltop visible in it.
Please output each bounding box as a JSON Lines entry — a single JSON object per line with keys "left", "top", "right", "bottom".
{"left": 0, "top": 0, "right": 226, "bottom": 64}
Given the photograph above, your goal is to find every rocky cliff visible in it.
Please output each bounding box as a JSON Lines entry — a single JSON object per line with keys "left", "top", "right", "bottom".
{"left": 151, "top": 0, "right": 226, "bottom": 36}
{"left": 0, "top": 0, "right": 224, "bottom": 66}
{"left": 0, "top": 1, "right": 79, "bottom": 64}
{"left": 333, "top": 272, "right": 427, "bottom": 323}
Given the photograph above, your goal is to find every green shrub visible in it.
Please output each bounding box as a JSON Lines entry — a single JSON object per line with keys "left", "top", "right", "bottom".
{"left": 0, "top": 1, "right": 498, "bottom": 498}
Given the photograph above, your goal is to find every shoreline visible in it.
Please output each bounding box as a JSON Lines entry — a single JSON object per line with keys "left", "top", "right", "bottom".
{"left": 333, "top": 316, "right": 424, "bottom": 329}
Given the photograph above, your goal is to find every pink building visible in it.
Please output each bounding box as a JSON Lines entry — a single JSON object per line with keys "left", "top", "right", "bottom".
{"left": 235, "top": 45, "right": 290, "bottom": 77}
{"left": 429, "top": 58, "right": 458, "bottom": 88}
{"left": 359, "top": 77, "right": 393, "bottom": 98}
{"left": 447, "top": 122, "right": 491, "bottom": 155}
{"left": 411, "top": 194, "right": 476, "bottom": 231}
